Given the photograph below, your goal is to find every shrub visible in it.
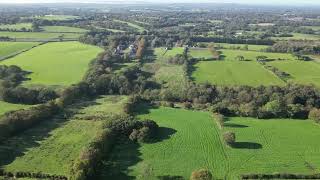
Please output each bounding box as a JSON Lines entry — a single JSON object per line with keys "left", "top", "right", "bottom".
{"left": 190, "top": 169, "right": 213, "bottom": 180}
{"left": 213, "top": 113, "right": 225, "bottom": 128}
{"left": 308, "top": 108, "right": 320, "bottom": 123}
{"left": 184, "top": 102, "right": 192, "bottom": 109}
{"left": 223, "top": 131, "right": 235, "bottom": 146}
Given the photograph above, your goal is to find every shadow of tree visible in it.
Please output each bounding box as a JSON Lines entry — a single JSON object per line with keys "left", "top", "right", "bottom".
{"left": 157, "top": 175, "right": 185, "bottom": 180}
{"left": 224, "top": 123, "right": 248, "bottom": 128}
{"left": 232, "top": 142, "right": 262, "bottom": 149}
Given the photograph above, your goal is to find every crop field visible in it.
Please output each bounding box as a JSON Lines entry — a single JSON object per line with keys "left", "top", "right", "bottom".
{"left": 36, "top": 15, "right": 80, "bottom": 21}
{"left": 0, "top": 42, "right": 40, "bottom": 59}
{"left": 113, "top": 19, "right": 146, "bottom": 32}
{"left": 104, "top": 106, "right": 320, "bottom": 179}
{"left": 1, "top": 41, "right": 102, "bottom": 87}
{"left": 0, "top": 31, "right": 81, "bottom": 41}
{"left": 41, "top": 26, "right": 88, "bottom": 33}
{"left": 0, "top": 23, "right": 32, "bottom": 31}
{"left": 268, "top": 60, "right": 320, "bottom": 87}
{"left": 0, "top": 101, "right": 30, "bottom": 116}
{"left": 192, "top": 61, "right": 284, "bottom": 86}
{"left": 0, "top": 95, "right": 127, "bottom": 176}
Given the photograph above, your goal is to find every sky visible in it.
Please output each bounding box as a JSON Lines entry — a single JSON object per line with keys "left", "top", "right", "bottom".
{"left": 0, "top": 0, "right": 319, "bottom": 5}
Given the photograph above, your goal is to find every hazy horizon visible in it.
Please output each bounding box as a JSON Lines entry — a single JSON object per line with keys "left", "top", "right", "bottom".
{"left": 0, "top": 0, "right": 320, "bottom": 6}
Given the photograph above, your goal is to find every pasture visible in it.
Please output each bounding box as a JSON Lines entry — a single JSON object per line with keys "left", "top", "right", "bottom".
{"left": 268, "top": 60, "right": 320, "bottom": 87}
{"left": 0, "top": 101, "right": 30, "bottom": 116}
{"left": 215, "top": 43, "right": 270, "bottom": 51}
{"left": 113, "top": 19, "right": 146, "bottom": 32}
{"left": 0, "top": 31, "right": 81, "bottom": 41}
{"left": 104, "top": 106, "right": 320, "bottom": 179}
{"left": 41, "top": 26, "right": 88, "bottom": 33}
{"left": 0, "top": 42, "right": 40, "bottom": 59}
{"left": 1, "top": 41, "right": 102, "bottom": 87}
{"left": 0, "top": 95, "right": 127, "bottom": 176}
{"left": 272, "top": 33, "right": 320, "bottom": 40}
{"left": 36, "top": 15, "right": 80, "bottom": 21}
{"left": 192, "top": 61, "right": 284, "bottom": 86}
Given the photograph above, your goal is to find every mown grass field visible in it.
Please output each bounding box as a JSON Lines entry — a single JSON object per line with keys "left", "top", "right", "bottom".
{"left": 0, "top": 101, "right": 31, "bottom": 117}
{"left": 1, "top": 41, "right": 102, "bottom": 87}
{"left": 104, "top": 106, "right": 320, "bottom": 179}
{"left": 192, "top": 61, "right": 284, "bottom": 86}
{"left": 41, "top": 26, "right": 88, "bottom": 33}
{"left": 0, "top": 23, "right": 32, "bottom": 31}
{"left": 0, "top": 31, "right": 81, "bottom": 41}
{"left": 0, "top": 95, "right": 127, "bottom": 176}
{"left": 272, "top": 33, "right": 320, "bottom": 40}
{"left": 268, "top": 60, "right": 320, "bottom": 87}
{"left": 0, "top": 42, "right": 39, "bottom": 58}
{"left": 113, "top": 19, "right": 146, "bottom": 32}
{"left": 215, "top": 43, "right": 270, "bottom": 51}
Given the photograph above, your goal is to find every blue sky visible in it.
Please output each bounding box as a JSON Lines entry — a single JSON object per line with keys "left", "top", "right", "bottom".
{"left": 1, "top": 0, "right": 320, "bottom": 5}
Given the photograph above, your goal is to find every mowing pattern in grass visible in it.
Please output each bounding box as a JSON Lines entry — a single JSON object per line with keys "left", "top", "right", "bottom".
{"left": 268, "top": 60, "right": 320, "bottom": 87}
{"left": 41, "top": 26, "right": 88, "bottom": 33}
{"left": 0, "top": 101, "right": 30, "bottom": 117}
{"left": 0, "top": 31, "right": 81, "bottom": 41}
{"left": 0, "top": 42, "right": 40, "bottom": 59}
{"left": 1, "top": 41, "right": 102, "bottom": 86}
{"left": 0, "top": 23, "right": 32, "bottom": 31}
{"left": 0, "top": 95, "right": 127, "bottom": 176}
{"left": 105, "top": 106, "right": 320, "bottom": 179}
{"left": 192, "top": 61, "right": 284, "bottom": 86}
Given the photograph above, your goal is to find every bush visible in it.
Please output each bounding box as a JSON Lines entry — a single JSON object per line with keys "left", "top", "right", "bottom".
{"left": 223, "top": 131, "right": 235, "bottom": 146}
{"left": 308, "top": 108, "right": 320, "bottom": 123}
{"left": 213, "top": 113, "right": 225, "bottom": 128}
{"left": 190, "top": 169, "right": 213, "bottom": 180}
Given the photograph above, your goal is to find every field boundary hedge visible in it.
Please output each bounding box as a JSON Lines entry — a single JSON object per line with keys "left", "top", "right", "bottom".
{"left": 0, "top": 169, "right": 67, "bottom": 180}
{"left": 241, "top": 173, "right": 320, "bottom": 179}
{"left": 0, "top": 42, "right": 46, "bottom": 61}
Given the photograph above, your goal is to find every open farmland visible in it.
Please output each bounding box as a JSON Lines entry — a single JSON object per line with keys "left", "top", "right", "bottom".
{"left": 0, "top": 95, "right": 127, "bottom": 176}
{"left": 0, "top": 42, "right": 40, "bottom": 59}
{"left": 36, "top": 15, "right": 80, "bottom": 21}
{"left": 0, "top": 31, "right": 81, "bottom": 41}
{"left": 268, "top": 60, "right": 320, "bottom": 87}
{"left": 113, "top": 19, "right": 146, "bottom": 32}
{"left": 272, "top": 33, "right": 320, "bottom": 40}
{"left": 192, "top": 61, "right": 284, "bottom": 86}
{"left": 0, "top": 23, "right": 32, "bottom": 31}
{"left": 103, "top": 106, "right": 320, "bottom": 179}
{"left": 1, "top": 41, "right": 102, "bottom": 87}
{"left": 41, "top": 26, "right": 88, "bottom": 33}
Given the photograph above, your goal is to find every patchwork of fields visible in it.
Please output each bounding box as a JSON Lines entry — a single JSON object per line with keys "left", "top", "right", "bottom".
{"left": 105, "top": 106, "right": 320, "bottom": 179}
{"left": 1, "top": 41, "right": 102, "bottom": 87}
{"left": 0, "top": 42, "right": 40, "bottom": 59}
{"left": 0, "top": 31, "right": 82, "bottom": 41}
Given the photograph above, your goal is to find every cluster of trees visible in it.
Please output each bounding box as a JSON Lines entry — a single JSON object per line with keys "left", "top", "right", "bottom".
{"left": 167, "top": 54, "right": 187, "bottom": 65}
{"left": 242, "top": 173, "right": 320, "bottom": 179}
{"left": 266, "top": 40, "right": 320, "bottom": 55}
{"left": 190, "top": 169, "right": 213, "bottom": 180}
{"left": 0, "top": 170, "right": 67, "bottom": 180}
{"left": 0, "top": 65, "right": 28, "bottom": 85}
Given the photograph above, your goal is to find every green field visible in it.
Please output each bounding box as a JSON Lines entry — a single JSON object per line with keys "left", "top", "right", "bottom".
{"left": 0, "top": 101, "right": 31, "bottom": 117}
{"left": 0, "top": 31, "right": 81, "bottom": 41}
{"left": 0, "top": 95, "right": 127, "bottom": 176}
{"left": 268, "top": 60, "right": 320, "bottom": 87}
{"left": 0, "top": 42, "right": 40, "bottom": 59}
{"left": 0, "top": 23, "right": 32, "bottom": 31}
{"left": 36, "top": 15, "right": 80, "bottom": 21}
{"left": 104, "top": 106, "right": 320, "bottom": 179}
{"left": 114, "top": 19, "right": 146, "bottom": 32}
{"left": 302, "top": 26, "right": 320, "bottom": 31}
{"left": 215, "top": 43, "right": 270, "bottom": 51}
{"left": 41, "top": 26, "right": 88, "bottom": 33}
{"left": 192, "top": 60, "right": 284, "bottom": 86}
{"left": 1, "top": 41, "right": 102, "bottom": 87}
{"left": 272, "top": 33, "right": 320, "bottom": 40}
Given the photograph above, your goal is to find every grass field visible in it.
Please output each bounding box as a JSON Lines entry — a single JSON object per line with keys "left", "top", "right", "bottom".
{"left": 0, "top": 95, "right": 127, "bottom": 176}
{"left": 0, "top": 101, "right": 31, "bottom": 117}
{"left": 113, "top": 19, "right": 146, "bottom": 32}
{"left": 192, "top": 60, "right": 284, "bottom": 86}
{"left": 104, "top": 106, "right": 320, "bottom": 179}
{"left": 272, "top": 33, "right": 320, "bottom": 40}
{"left": 215, "top": 43, "right": 270, "bottom": 51}
{"left": 41, "top": 26, "right": 88, "bottom": 33}
{"left": 1, "top": 41, "right": 102, "bottom": 87}
{"left": 0, "top": 31, "right": 81, "bottom": 41}
{"left": 36, "top": 15, "right": 80, "bottom": 21}
{"left": 0, "top": 42, "right": 40, "bottom": 59}
{"left": 268, "top": 60, "right": 320, "bottom": 87}
{"left": 0, "top": 23, "right": 32, "bottom": 31}
{"left": 302, "top": 26, "right": 320, "bottom": 31}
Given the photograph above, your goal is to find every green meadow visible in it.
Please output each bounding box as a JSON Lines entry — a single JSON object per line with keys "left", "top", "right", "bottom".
{"left": 0, "top": 95, "right": 127, "bottom": 176}
{"left": 0, "top": 101, "right": 31, "bottom": 117}
{"left": 192, "top": 60, "right": 284, "bottom": 86}
{"left": 41, "top": 26, "right": 88, "bottom": 33}
{"left": 0, "top": 42, "right": 40, "bottom": 59}
{"left": 268, "top": 60, "right": 320, "bottom": 87}
{"left": 1, "top": 41, "right": 102, "bottom": 87}
{"left": 36, "top": 15, "right": 80, "bottom": 21}
{"left": 0, "top": 31, "right": 81, "bottom": 41}
{"left": 104, "top": 106, "right": 320, "bottom": 179}
{"left": 272, "top": 33, "right": 320, "bottom": 40}
{"left": 113, "top": 19, "right": 146, "bottom": 32}
{"left": 215, "top": 43, "right": 270, "bottom": 51}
